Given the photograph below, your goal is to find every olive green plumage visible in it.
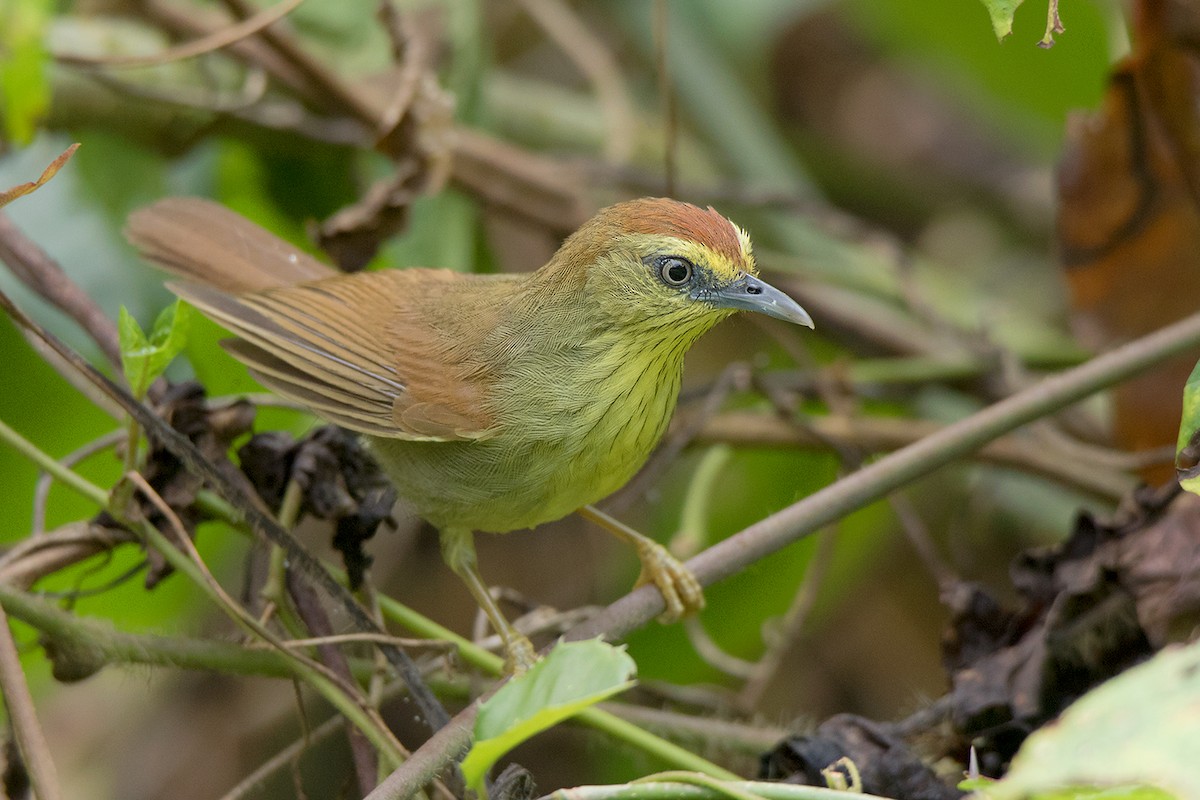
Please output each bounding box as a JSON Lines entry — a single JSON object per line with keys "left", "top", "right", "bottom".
{"left": 126, "top": 195, "right": 813, "bottom": 669}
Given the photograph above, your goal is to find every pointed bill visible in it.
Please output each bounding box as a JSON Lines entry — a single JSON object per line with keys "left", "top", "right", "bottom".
{"left": 705, "top": 274, "right": 814, "bottom": 328}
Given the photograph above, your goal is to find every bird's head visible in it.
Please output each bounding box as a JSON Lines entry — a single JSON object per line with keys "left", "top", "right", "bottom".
{"left": 546, "top": 198, "right": 813, "bottom": 337}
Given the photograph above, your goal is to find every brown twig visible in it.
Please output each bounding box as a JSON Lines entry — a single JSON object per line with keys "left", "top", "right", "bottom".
{"left": 0, "top": 605, "right": 63, "bottom": 800}
{"left": 136, "top": 0, "right": 344, "bottom": 113}
{"left": 694, "top": 410, "right": 1135, "bottom": 501}
{"left": 888, "top": 494, "right": 957, "bottom": 591}
{"left": 215, "top": 0, "right": 379, "bottom": 124}
{"left": 682, "top": 616, "right": 754, "bottom": 679}
{"left": 287, "top": 570, "right": 379, "bottom": 796}
{"left": 654, "top": 0, "right": 676, "bottom": 196}
{"left": 374, "top": 4, "right": 437, "bottom": 141}
{"left": 32, "top": 430, "right": 125, "bottom": 533}
{"left": 735, "top": 526, "right": 837, "bottom": 712}
{"left": 0, "top": 521, "right": 133, "bottom": 589}
{"left": 0, "top": 212, "right": 122, "bottom": 370}
{"left": 448, "top": 126, "right": 589, "bottom": 232}
{"left": 517, "top": 0, "right": 635, "bottom": 163}
{"left": 55, "top": 0, "right": 307, "bottom": 68}
{"left": 80, "top": 63, "right": 272, "bottom": 114}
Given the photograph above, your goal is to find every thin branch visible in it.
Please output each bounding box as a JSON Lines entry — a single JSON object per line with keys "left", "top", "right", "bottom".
{"left": 277, "top": 632, "right": 451, "bottom": 651}
{"left": 137, "top": 0, "right": 318, "bottom": 102}
{"left": 286, "top": 569, "right": 379, "bottom": 795}
{"left": 32, "top": 429, "right": 124, "bottom": 533}
{"left": 0, "top": 521, "right": 133, "bottom": 589}
{"left": 888, "top": 494, "right": 957, "bottom": 591}
{"left": 683, "top": 616, "right": 754, "bottom": 679}
{"left": 694, "top": 410, "right": 1135, "bottom": 501}
{"left": 735, "top": 527, "right": 836, "bottom": 712}
{"left": 0, "top": 605, "right": 62, "bottom": 800}
{"left": 217, "top": 698, "right": 357, "bottom": 800}
{"left": 565, "top": 308, "right": 1200, "bottom": 641}
{"left": 55, "top": 0, "right": 307, "bottom": 68}
{"left": 517, "top": 0, "right": 635, "bottom": 163}
{"left": 0, "top": 212, "right": 122, "bottom": 370}
{"left": 215, "top": 0, "right": 379, "bottom": 124}
{"left": 596, "top": 704, "right": 786, "bottom": 757}
{"left": 373, "top": 5, "right": 436, "bottom": 140}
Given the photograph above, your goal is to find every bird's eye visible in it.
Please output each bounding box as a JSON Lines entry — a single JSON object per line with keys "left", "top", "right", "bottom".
{"left": 658, "top": 257, "right": 694, "bottom": 287}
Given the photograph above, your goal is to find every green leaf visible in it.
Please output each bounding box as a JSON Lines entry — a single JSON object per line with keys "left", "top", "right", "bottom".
{"left": 1176, "top": 360, "right": 1200, "bottom": 495}
{"left": 118, "top": 306, "right": 150, "bottom": 399}
{"left": 979, "top": 0, "right": 1024, "bottom": 41}
{"left": 982, "top": 642, "right": 1200, "bottom": 800}
{"left": 118, "top": 300, "right": 190, "bottom": 399}
{"left": 147, "top": 300, "right": 191, "bottom": 376}
{"left": 461, "top": 639, "right": 637, "bottom": 794}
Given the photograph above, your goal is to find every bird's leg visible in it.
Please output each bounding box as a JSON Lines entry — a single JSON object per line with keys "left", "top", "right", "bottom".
{"left": 578, "top": 505, "right": 705, "bottom": 623}
{"left": 439, "top": 527, "right": 538, "bottom": 674}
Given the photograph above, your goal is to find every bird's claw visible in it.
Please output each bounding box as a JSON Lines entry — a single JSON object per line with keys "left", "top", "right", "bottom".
{"left": 632, "top": 539, "right": 705, "bottom": 623}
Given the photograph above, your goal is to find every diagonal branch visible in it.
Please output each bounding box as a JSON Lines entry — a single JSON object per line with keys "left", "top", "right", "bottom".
{"left": 0, "top": 212, "right": 122, "bottom": 370}
{"left": 567, "top": 310, "right": 1200, "bottom": 643}
{"left": 0, "top": 606, "right": 62, "bottom": 800}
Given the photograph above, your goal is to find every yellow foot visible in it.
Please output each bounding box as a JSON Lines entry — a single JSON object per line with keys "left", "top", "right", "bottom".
{"left": 632, "top": 538, "right": 706, "bottom": 624}
{"left": 503, "top": 634, "right": 539, "bottom": 676}
{"left": 578, "top": 506, "right": 706, "bottom": 624}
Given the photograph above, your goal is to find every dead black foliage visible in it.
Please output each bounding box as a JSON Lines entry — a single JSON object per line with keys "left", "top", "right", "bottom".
{"left": 92, "top": 381, "right": 255, "bottom": 588}
{"left": 490, "top": 763, "right": 536, "bottom": 800}
{"left": 761, "top": 714, "right": 962, "bottom": 800}
{"left": 763, "top": 481, "right": 1200, "bottom": 789}
{"left": 238, "top": 425, "right": 396, "bottom": 588}
{"left": 1, "top": 734, "right": 29, "bottom": 800}
{"left": 941, "top": 482, "right": 1199, "bottom": 775}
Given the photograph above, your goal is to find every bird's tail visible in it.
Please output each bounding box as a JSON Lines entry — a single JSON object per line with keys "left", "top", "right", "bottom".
{"left": 125, "top": 197, "right": 335, "bottom": 293}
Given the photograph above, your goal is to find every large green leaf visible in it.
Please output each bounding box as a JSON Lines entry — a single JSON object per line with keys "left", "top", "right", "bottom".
{"left": 984, "top": 642, "right": 1200, "bottom": 800}
{"left": 461, "top": 639, "right": 637, "bottom": 794}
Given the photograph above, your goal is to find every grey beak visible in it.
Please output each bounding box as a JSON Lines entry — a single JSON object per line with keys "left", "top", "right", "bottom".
{"left": 706, "top": 274, "right": 815, "bottom": 328}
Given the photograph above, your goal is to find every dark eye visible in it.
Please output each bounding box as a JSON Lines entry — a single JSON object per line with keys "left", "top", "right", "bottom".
{"left": 658, "top": 256, "right": 693, "bottom": 287}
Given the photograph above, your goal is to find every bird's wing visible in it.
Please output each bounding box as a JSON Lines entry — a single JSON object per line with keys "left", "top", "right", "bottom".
{"left": 171, "top": 270, "right": 499, "bottom": 441}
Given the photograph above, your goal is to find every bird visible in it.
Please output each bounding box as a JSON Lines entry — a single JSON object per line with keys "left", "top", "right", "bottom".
{"left": 126, "top": 196, "right": 814, "bottom": 671}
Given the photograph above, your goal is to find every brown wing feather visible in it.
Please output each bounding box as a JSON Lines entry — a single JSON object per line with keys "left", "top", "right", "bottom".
{"left": 171, "top": 272, "right": 499, "bottom": 441}
{"left": 126, "top": 198, "right": 335, "bottom": 292}
{"left": 130, "top": 198, "right": 507, "bottom": 441}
